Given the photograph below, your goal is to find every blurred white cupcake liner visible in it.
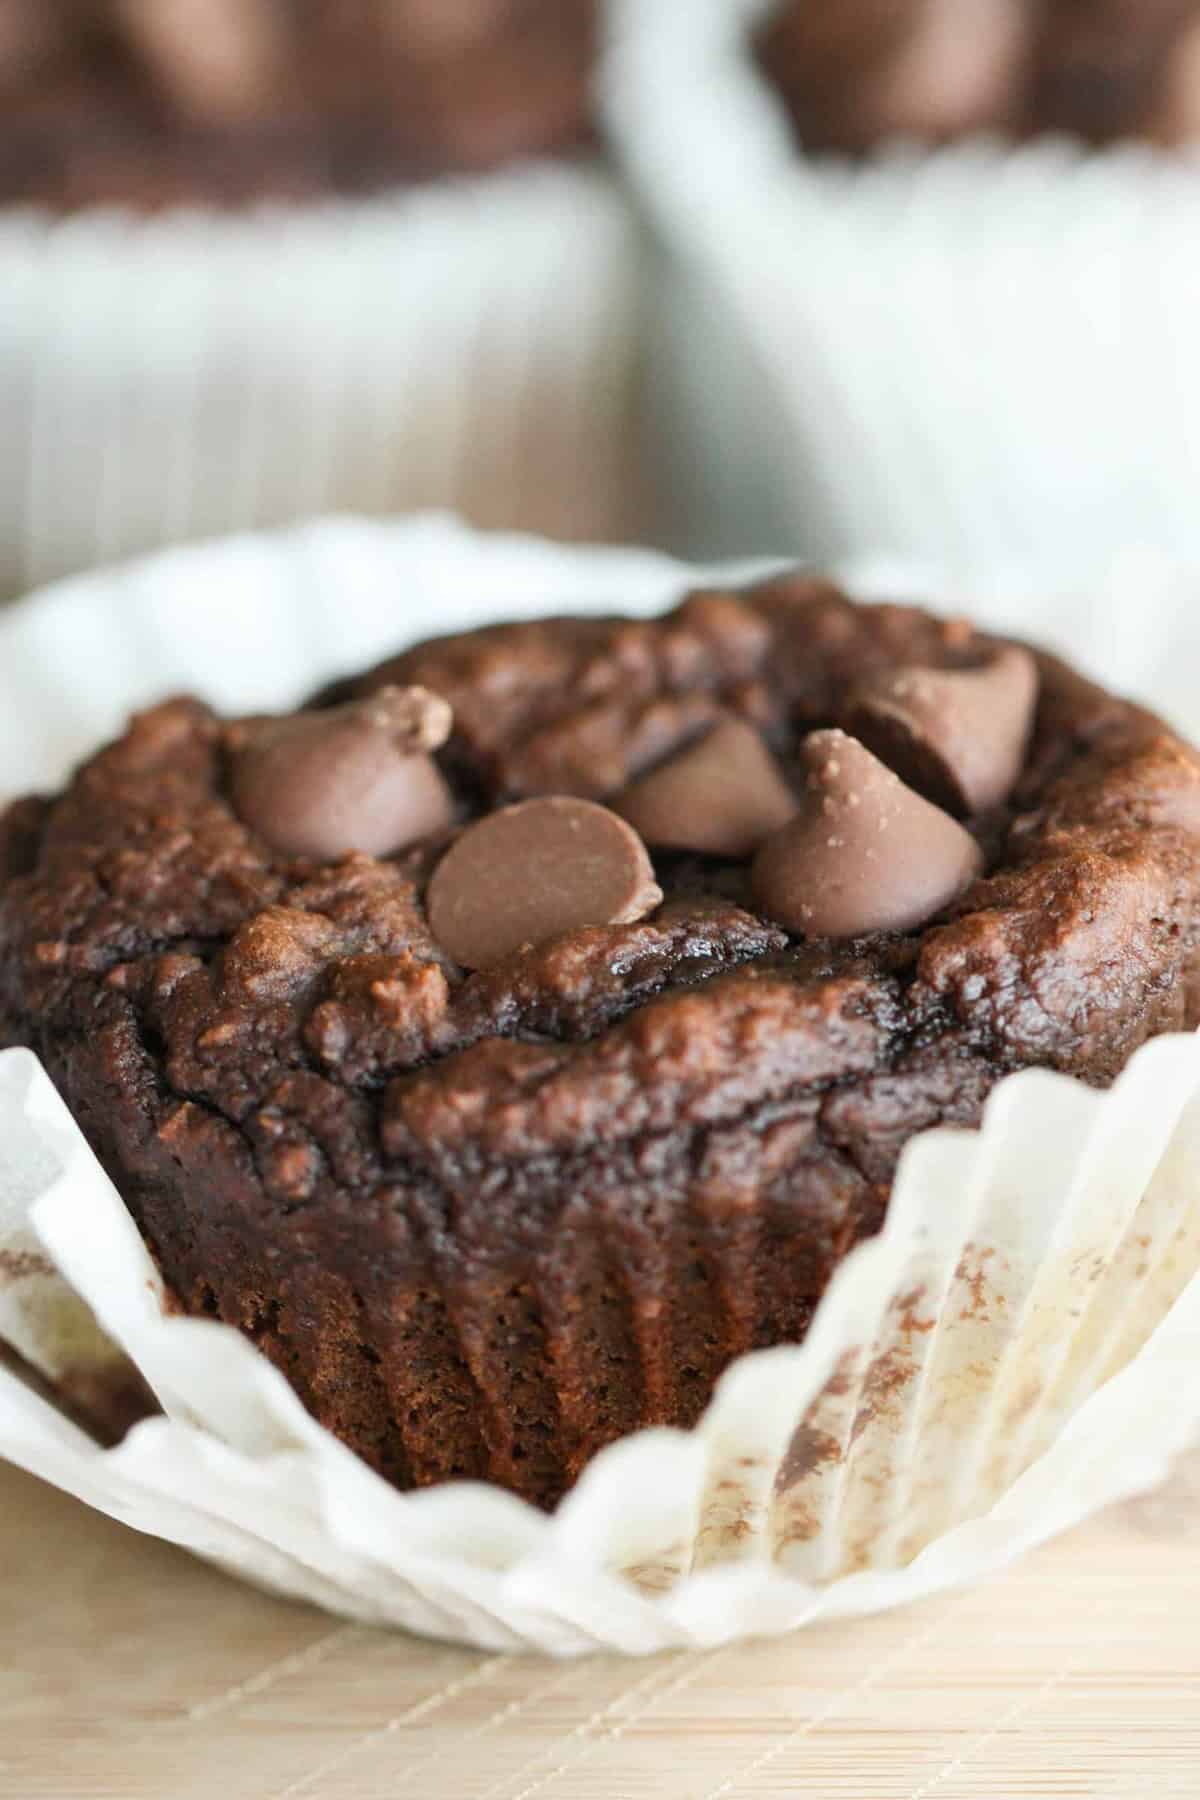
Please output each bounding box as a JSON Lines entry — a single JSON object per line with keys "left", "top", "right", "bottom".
{"left": 604, "top": 0, "right": 1200, "bottom": 575}
{"left": 0, "top": 163, "right": 644, "bottom": 601}
{"left": 3, "top": 515, "right": 1200, "bottom": 1656}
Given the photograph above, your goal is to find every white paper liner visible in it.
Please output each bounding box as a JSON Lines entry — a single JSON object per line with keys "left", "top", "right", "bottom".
{"left": 4, "top": 514, "right": 1200, "bottom": 1656}
{"left": 0, "top": 162, "right": 643, "bottom": 602}
{"left": 604, "top": 0, "right": 1200, "bottom": 576}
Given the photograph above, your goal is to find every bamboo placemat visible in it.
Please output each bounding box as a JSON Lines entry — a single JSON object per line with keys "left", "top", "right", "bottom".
{"left": 4, "top": 1451, "right": 1199, "bottom": 1798}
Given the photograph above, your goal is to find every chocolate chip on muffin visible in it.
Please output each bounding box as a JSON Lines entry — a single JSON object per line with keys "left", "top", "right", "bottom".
{"left": 227, "top": 686, "right": 455, "bottom": 861}
{"left": 4, "top": 573, "right": 1199, "bottom": 1508}
{"left": 751, "top": 729, "right": 984, "bottom": 937}
{"left": 845, "top": 645, "right": 1038, "bottom": 817}
{"left": 612, "top": 715, "right": 799, "bottom": 859}
{"left": 427, "top": 796, "right": 662, "bottom": 969}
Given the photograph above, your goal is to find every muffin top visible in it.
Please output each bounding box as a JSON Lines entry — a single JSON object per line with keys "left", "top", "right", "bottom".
{"left": 3, "top": 573, "right": 1199, "bottom": 1203}
{"left": 0, "top": 0, "right": 597, "bottom": 210}
{"left": 757, "top": 0, "right": 1200, "bottom": 153}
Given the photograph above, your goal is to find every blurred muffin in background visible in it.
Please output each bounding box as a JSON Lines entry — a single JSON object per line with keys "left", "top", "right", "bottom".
{"left": 758, "top": 0, "right": 1200, "bottom": 151}
{"left": 0, "top": 0, "right": 598, "bottom": 208}
{"left": 0, "top": 0, "right": 643, "bottom": 603}
{"left": 604, "top": 0, "right": 1200, "bottom": 575}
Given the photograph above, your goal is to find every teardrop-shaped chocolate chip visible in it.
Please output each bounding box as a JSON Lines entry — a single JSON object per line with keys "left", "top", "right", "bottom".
{"left": 427, "top": 797, "right": 662, "bottom": 970}
{"left": 846, "top": 645, "right": 1038, "bottom": 816}
{"left": 613, "top": 716, "right": 798, "bottom": 858}
{"left": 751, "top": 730, "right": 983, "bottom": 938}
{"left": 228, "top": 685, "right": 454, "bottom": 860}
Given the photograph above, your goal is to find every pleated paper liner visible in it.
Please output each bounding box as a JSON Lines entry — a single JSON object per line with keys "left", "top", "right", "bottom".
{"left": 604, "top": 0, "right": 1200, "bottom": 575}
{"left": 6, "top": 1036, "right": 1200, "bottom": 1654}
{"left": 0, "top": 161, "right": 643, "bottom": 603}
{"left": 3, "top": 517, "right": 1200, "bottom": 1654}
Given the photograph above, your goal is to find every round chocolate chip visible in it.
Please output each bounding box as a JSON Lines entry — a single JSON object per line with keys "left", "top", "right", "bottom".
{"left": 751, "top": 729, "right": 983, "bottom": 939}
{"left": 427, "top": 797, "right": 662, "bottom": 970}
{"left": 613, "top": 716, "right": 799, "bottom": 859}
{"left": 846, "top": 645, "right": 1038, "bottom": 817}
{"left": 228, "top": 685, "right": 454, "bottom": 861}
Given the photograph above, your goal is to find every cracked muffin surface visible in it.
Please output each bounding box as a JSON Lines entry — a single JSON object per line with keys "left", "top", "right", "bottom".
{"left": 4, "top": 573, "right": 1200, "bottom": 1507}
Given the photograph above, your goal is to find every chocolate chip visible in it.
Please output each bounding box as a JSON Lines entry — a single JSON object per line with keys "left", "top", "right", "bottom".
{"left": 613, "top": 716, "right": 799, "bottom": 859}
{"left": 427, "top": 797, "right": 662, "bottom": 970}
{"left": 846, "top": 645, "right": 1038, "bottom": 816}
{"left": 751, "top": 729, "right": 983, "bottom": 938}
{"left": 228, "top": 685, "right": 454, "bottom": 860}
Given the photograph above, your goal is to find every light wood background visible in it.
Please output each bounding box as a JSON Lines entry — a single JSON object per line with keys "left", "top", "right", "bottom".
{"left": 4, "top": 1451, "right": 1199, "bottom": 1799}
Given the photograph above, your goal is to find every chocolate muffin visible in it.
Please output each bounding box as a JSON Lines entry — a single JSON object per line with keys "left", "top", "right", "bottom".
{"left": 0, "top": 0, "right": 597, "bottom": 210}
{"left": 757, "top": 0, "right": 1200, "bottom": 151}
{"left": 3, "top": 574, "right": 1199, "bottom": 1509}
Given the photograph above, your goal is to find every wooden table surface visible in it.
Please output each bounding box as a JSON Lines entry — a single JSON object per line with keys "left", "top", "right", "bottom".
{"left": 5, "top": 1453, "right": 1199, "bottom": 1800}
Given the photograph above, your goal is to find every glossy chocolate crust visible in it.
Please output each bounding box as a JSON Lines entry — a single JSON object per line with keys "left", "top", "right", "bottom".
{"left": 4, "top": 575, "right": 1200, "bottom": 1507}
